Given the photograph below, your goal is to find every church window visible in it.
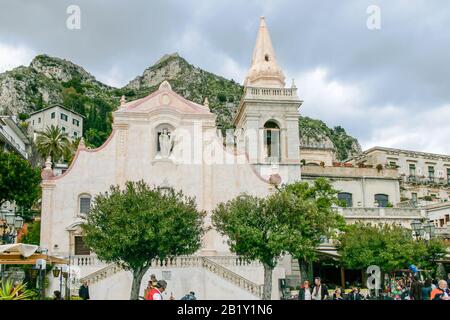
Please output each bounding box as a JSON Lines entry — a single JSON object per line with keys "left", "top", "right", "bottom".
{"left": 263, "top": 121, "right": 280, "bottom": 162}
{"left": 338, "top": 192, "right": 353, "bottom": 207}
{"left": 374, "top": 194, "right": 389, "bottom": 207}
{"left": 265, "top": 54, "right": 270, "bottom": 62}
{"left": 79, "top": 195, "right": 91, "bottom": 214}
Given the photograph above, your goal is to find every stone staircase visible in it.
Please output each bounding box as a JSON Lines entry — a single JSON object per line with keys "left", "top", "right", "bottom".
{"left": 74, "top": 255, "right": 264, "bottom": 299}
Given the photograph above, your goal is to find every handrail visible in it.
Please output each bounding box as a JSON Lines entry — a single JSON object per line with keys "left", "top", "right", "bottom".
{"left": 201, "top": 257, "right": 263, "bottom": 298}
{"left": 78, "top": 255, "right": 264, "bottom": 298}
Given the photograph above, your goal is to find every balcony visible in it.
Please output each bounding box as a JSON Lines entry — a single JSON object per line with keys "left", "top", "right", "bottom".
{"left": 405, "top": 175, "right": 449, "bottom": 186}
{"left": 0, "top": 125, "right": 28, "bottom": 159}
{"left": 301, "top": 165, "right": 398, "bottom": 179}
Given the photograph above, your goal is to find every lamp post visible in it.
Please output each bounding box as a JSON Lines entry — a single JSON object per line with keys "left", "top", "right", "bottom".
{"left": 0, "top": 209, "right": 24, "bottom": 244}
{"left": 411, "top": 220, "right": 435, "bottom": 240}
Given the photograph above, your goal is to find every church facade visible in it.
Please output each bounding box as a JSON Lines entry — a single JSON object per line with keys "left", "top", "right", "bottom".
{"left": 40, "top": 17, "right": 302, "bottom": 299}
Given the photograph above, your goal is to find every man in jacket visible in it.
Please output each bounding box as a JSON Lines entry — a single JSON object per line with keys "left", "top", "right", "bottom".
{"left": 311, "top": 277, "right": 328, "bottom": 300}
{"left": 430, "top": 280, "right": 450, "bottom": 300}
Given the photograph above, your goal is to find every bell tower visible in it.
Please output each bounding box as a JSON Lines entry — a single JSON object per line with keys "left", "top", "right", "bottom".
{"left": 234, "top": 17, "right": 302, "bottom": 183}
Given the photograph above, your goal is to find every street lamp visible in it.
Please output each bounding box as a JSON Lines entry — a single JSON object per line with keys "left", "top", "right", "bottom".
{"left": 0, "top": 210, "right": 25, "bottom": 244}
{"left": 411, "top": 220, "right": 435, "bottom": 240}
{"left": 423, "top": 222, "right": 436, "bottom": 238}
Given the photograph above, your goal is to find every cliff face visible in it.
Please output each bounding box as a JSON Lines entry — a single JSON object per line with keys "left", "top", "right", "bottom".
{"left": 0, "top": 53, "right": 361, "bottom": 159}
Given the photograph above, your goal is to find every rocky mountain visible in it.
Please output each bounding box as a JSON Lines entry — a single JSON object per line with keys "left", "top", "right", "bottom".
{"left": 0, "top": 53, "right": 361, "bottom": 160}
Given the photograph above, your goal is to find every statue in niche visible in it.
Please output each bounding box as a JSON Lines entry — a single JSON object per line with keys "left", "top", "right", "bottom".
{"left": 159, "top": 128, "right": 173, "bottom": 158}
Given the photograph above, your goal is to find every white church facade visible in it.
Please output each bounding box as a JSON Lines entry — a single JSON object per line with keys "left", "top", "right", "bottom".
{"left": 40, "top": 17, "right": 302, "bottom": 299}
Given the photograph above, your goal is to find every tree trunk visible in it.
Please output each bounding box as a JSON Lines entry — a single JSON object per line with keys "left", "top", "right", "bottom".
{"left": 130, "top": 265, "right": 150, "bottom": 300}
{"left": 298, "top": 258, "right": 309, "bottom": 283}
{"left": 262, "top": 263, "right": 273, "bottom": 300}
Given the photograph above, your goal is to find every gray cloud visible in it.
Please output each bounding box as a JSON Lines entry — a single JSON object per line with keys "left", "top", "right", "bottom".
{"left": 0, "top": 0, "right": 449, "bottom": 153}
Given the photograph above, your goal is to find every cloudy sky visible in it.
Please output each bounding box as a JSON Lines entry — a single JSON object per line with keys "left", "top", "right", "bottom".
{"left": 0, "top": 0, "right": 449, "bottom": 154}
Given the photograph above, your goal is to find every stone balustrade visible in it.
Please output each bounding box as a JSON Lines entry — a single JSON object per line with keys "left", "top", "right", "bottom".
{"left": 70, "top": 255, "right": 102, "bottom": 267}
{"left": 244, "top": 86, "right": 298, "bottom": 100}
{"left": 340, "top": 207, "right": 424, "bottom": 219}
{"left": 78, "top": 255, "right": 264, "bottom": 298}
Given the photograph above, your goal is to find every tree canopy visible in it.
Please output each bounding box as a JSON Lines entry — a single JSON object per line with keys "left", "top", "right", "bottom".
{"left": 337, "top": 222, "right": 447, "bottom": 273}
{"left": 82, "top": 180, "right": 206, "bottom": 299}
{"left": 0, "top": 151, "right": 41, "bottom": 209}
{"left": 35, "top": 125, "right": 71, "bottom": 163}
{"left": 212, "top": 194, "right": 284, "bottom": 299}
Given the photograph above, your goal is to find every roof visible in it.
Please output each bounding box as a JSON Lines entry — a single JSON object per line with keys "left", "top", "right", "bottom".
{"left": 349, "top": 146, "right": 450, "bottom": 162}
{"left": 244, "top": 17, "right": 285, "bottom": 88}
{"left": 29, "top": 104, "right": 86, "bottom": 118}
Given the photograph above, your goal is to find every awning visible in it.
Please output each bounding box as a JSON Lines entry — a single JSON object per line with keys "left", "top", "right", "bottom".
{"left": 0, "top": 243, "right": 69, "bottom": 265}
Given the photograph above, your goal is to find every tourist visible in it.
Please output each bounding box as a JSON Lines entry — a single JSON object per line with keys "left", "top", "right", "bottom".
{"left": 144, "top": 274, "right": 158, "bottom": 298}
{"left": 447, "top": 273, "right": 450, "bottom": 286}
{"left": 78, "top": 281, "right": 90, "bottom": 300}
{"left": 421, "top": 278, "right": 433, "bottom": 300}
{"left": 332, "top": 287, "right": 344, "bottom": 300}
{"left": 348, "top": 287, "right": 363, "bottom": 300}
{"left": 311, "top": 277, "right": 328, "bottom": 300}
{"left": 181, "top": 291, "right": 197, "bottom": 300}
{"left": 146, "top": 280, "right": 168, "bottom": 300}
{"left": 430, "top": 280, "right": 450, "bottom": 300}
{"left": 53, "top": 290, "right": 63, "bottom": 300}
{"left": 298, "top": 280, "right": 312, "bottom": 300}
{"left": 410, "top": 275, "right": 423, "bottom": 300}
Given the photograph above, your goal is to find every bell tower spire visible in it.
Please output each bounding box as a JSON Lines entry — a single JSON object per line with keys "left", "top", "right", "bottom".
{"left": 244, "top": 16, "right": 286, "bottom": 88}
{"left": 234, "top": 17, "right": 302, "bottom": 184}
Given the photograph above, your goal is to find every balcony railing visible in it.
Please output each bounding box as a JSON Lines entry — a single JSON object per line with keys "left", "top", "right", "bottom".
{"left": 405, "top": 175, "right": 449, "bottom": 186}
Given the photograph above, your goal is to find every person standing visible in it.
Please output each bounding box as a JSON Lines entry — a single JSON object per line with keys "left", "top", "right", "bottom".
{"left": 333, "top": 287, "right": 344, "bottom": 300}
{"left": 53, "top": 290, "right": 63, "bottom": 300}
{"left": 348, "top": 287, "right": 363, "bottom": 300}
{"left": 78, "top": 281, "right": 90, "bottom": 300}
{"left": 311, "top": 277, "right": 328, "bottom": 300}
{"left": 146, "top": 280, "right": 173, "bottom": 300}
{"left": 421, "top": 279, "right": 433, "bottom": 300}
{"left": 430, "top": 280, "right": 450, "bottom": 300}
{"left": 410, "top": 276, "right": 423, "bottom": 300}
{"left": 298, "top": 280, "right": 312, "bottom": 300}
{"left": 181, "top": 291, "right": 197, "bottom": 300}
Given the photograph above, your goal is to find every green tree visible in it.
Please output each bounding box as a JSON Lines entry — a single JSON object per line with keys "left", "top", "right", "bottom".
{"left": 212, "top": 195, "right": 284, "bottom": 300}
{"left": 337, "top": 223, "right": 447, "bottom": 273}
{"left": 275, "top": 178, "right": 346, "bottom": 282}
{"left": 21, "top": 221, "right": 41, "bottom": 245}
{"left": 0, "top": 151, "right": 41, "bottom": 209}
{"left": 35, "top": 125, "right": 71, "bottom": 163}
{"left": 82, "top": 180, "right": 206, "bottom": 300}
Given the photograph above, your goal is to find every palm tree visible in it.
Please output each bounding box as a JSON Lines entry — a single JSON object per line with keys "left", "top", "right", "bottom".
{"left": 36, "top": 125, "right": 71, "bottom": 164}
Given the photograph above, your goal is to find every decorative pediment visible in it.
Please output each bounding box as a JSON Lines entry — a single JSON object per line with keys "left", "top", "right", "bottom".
{"left": 116, "top": 80, "right": 212, "bottom": 116}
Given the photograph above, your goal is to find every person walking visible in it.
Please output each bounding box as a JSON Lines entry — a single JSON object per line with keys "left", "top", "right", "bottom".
{"left": 298, "top": 280, "right": 312, "bottom": 300}
{"left": 430, "top": 280, "right": 450, "bottom": 300}
{"left": 311, "top": 277, "right": 328, "bottom": 300}
{"left": 78, "top": 281, "right": 90, "bottom": 300}
{"left": 421, "top": 279, "right": 433, "bottom": 300}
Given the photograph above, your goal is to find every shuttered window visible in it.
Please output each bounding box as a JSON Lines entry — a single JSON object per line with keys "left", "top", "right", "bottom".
{"left": 74, "top": 236, "right": 90, "bottom": 255}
